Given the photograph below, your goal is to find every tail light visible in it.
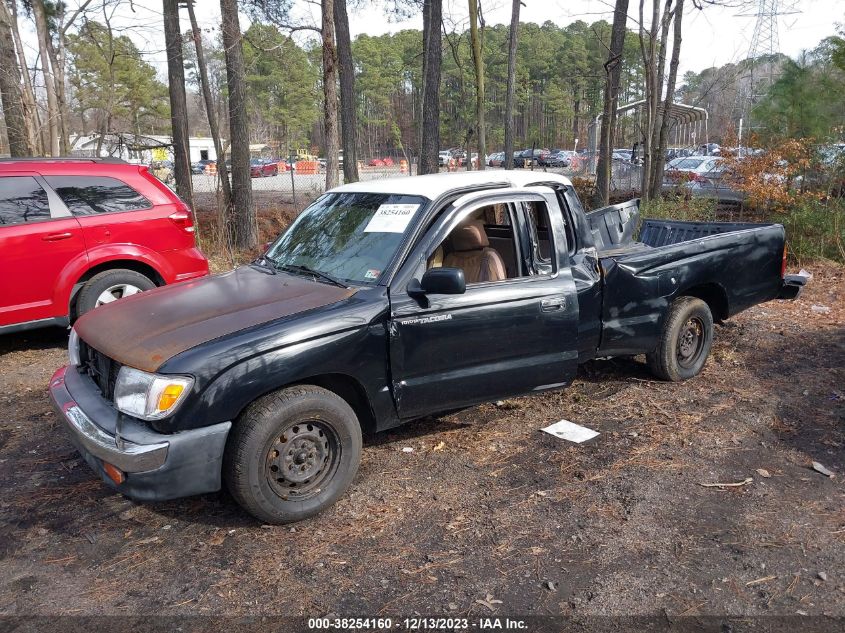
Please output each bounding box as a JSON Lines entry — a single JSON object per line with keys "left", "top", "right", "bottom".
{"left": 781, "top": 243, "right": 788, "bottom": 278}
{"left": 169, "top": 208, "right": 195, "bottom": 233}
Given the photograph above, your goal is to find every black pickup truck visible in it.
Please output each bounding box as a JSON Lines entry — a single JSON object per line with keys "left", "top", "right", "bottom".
{"left": 49, "top": 171, "right": 807, "bottom": 523}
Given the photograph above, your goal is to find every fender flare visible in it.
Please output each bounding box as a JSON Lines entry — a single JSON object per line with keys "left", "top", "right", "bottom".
{"left": 55, "top": 244, "right": 173, "bottom": 315}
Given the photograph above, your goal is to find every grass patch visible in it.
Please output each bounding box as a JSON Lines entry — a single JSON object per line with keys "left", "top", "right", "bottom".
{"left": 641, "top": 195, "right": 845, "bottom": 264}
{"left": 640, "top": 195, "right": 720, "bottom": 222}
{"left": 773, "top": 198, "right": 845, "bottom": 264}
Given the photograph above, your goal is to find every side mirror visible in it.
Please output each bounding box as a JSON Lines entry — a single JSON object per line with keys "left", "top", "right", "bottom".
{"left": 408, "top": 267, "right": 466, "bottom": 298}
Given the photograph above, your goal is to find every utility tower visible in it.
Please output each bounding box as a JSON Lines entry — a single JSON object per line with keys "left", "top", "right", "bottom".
{"left": 737, "top": 0, "right": 799, "bottom": 130}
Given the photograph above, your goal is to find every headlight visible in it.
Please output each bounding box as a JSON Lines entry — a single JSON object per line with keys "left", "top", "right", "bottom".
{"left": 114, "top": 366, "right": 193, "bottom": 420}
{"left": 68, "top": 328, "right": 81, "bottom": 366}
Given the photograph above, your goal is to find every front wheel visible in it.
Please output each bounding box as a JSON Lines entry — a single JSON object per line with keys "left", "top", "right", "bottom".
{"left": 647, "top": 296, "right": 714, "bottom": 381}
{"left": 224, "top": 385, "right": 362, "bottom": 524}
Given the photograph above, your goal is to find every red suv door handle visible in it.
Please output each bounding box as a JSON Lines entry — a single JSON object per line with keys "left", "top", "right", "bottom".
{"left": 42, "top": 232, "right": 74, "bottom": 241}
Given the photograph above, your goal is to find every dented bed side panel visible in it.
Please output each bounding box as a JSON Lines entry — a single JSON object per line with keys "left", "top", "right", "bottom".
{"left": 598, "top": 223, "right": 786, "bottom": 357}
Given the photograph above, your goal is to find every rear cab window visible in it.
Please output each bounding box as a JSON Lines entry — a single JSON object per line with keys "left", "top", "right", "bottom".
{"left": 44, "top": 176, "right": 152, "bottom": 215}
{"left": 0, "top": 176, "right": 52, "bottom": 226}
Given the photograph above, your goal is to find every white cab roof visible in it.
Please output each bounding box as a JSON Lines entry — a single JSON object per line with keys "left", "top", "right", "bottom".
{"left": 330, "top": 170, "right": 572, "bottom": 199}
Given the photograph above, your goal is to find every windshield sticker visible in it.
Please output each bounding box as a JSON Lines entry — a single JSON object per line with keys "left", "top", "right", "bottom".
{"left": 364, "top": 204, "right": 420, "bottom": 233}
{"left": 364, "top": 269, "right": 380, "bottom": 280}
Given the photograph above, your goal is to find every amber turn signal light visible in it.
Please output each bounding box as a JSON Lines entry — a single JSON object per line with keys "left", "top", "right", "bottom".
{"left": 103, "top": 461, "right": 125, "bottom": 485}
{"left": 157, "top": 383, "right": 186, "bottom": 412}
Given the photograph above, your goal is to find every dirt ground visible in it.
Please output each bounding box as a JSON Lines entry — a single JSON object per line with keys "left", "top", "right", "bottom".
{"left": 0, "top": 263, "right": 843, "bottom": 621}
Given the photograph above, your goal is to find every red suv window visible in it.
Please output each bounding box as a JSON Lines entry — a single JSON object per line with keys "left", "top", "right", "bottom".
{"left": 0, "top": 176, "right": 52, "bottom": 225}
{"left": 44, "top": 175, "right": 152, "bottom": 215}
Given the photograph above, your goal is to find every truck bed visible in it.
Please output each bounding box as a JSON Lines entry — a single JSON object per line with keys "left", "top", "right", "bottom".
{"left": 586, "top": 199, "right": 777, "bottom": 255}
{"left": 584, "top": 201, "right": 787, "bottom": 358}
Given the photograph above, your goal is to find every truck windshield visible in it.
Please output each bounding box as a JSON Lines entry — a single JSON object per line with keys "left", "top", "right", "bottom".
{"left": 266, "top": 192, "right": 428, "bottom": 285}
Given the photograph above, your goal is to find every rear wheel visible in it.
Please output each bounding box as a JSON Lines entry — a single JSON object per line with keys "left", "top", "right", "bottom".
{"left": 76, "top": 269, "right": 155, "bottom": 318}
{"left": 647, "top": 296, "right": 714, "bottom": 381}
{"left": 224, "top": 385, "right": 362, "bottom": 524}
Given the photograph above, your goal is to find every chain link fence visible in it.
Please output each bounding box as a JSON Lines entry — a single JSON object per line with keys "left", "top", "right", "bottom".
{"left": 191, "top": 158, "right": 643, "bottom": 213}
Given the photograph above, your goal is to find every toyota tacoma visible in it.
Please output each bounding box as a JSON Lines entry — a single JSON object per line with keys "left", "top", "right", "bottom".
{"left": 49, "top": 171, "right": 808, "bottom": 523}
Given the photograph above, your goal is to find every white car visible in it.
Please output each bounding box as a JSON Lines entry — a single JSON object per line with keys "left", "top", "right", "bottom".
{"left": 662, "top": 155, "right": 744, "bottom": 203}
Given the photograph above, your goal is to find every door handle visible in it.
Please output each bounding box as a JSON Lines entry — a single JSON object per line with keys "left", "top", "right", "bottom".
{"left": 541, "top": 297, "right": 566, "bottom": 312}
{"left": 42, "top": 232, "right": 73, "bottom": 241}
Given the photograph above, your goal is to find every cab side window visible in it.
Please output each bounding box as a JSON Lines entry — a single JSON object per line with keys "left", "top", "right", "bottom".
{"left": 427, "top": 203, "right": 521, "bottom": 284}
{"left": 0, "top": 176, "right": 52, "bottom": 226}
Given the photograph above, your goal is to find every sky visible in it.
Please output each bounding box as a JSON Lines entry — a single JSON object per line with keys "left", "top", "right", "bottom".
{"left": 18, "top": 0, "right": 845, "bottom": 81}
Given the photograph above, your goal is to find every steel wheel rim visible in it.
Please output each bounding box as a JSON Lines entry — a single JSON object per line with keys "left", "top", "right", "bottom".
{"left": 677, "top": 317, "right": 705, "bottom": 369}
{"left": 266, "top": 420, "right": 340, "bottom": 501}
{"left": 95, "top": 283, "right": 143, "bottom": 307}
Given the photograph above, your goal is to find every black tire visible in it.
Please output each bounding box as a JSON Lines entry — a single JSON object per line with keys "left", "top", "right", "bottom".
{"left": 76, "top": 269, "right": 156, "bottom": 318}
{"left": 647, "top": 296, "right": 714, "bottom": 382}
{"left": 224, "top": 385, "right": 362, "bottom": 524}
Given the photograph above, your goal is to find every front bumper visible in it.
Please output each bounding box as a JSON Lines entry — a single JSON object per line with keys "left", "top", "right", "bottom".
{"left": 778, "top": 272, "right": 811, "bottom": 300}
{"left": 49, "top": 365, "right": 231, "bottom": 502}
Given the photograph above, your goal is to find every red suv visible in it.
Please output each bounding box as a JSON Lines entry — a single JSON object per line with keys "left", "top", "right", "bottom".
{"left": 0, "top": 158, "right": 209, "bottom": 334}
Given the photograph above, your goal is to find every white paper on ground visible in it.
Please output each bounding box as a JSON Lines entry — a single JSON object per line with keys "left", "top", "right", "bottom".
{"left": 541, "top": 419, "right": 600, "bottom": 443}
{"left": 363, "top": 204, "right": 420, "bottom": 233}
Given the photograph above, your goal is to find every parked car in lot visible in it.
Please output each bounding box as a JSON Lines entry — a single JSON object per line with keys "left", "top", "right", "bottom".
{"left": 0, "top": 158, "right": 209, "bottom": 334}
{"left": 249, "top": 158, "right": 279, "bottom": 178}
{"left": 516, "top": 148, "right": 548, "bottom": 167}
{"left": 563, "top": 151, "right": 583, "bottom": 170}
{"left": 488, "top": 152, "right": 505, "bottom": 167}
{"left": 51, "top": 170, "right": 807, "bottom": 523}
{"left": 663, "top": 156, "right": 720, "bottom": 186}
{"left": 511, "top": 151, "right": 529, "bottom": 168}
{"left": 191, "top": 159, "right": 215, "bottom": 175}
{"left": 438, "top": 151, "right": 453, "bottom": 167}
{"left": 662, "top": 155, "right": 745, "bottom": 202}
{"left": 540, "top": 151, "right": 571, "bottom": 168}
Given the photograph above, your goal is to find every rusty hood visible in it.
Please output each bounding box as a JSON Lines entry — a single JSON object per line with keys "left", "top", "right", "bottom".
{"left": 74, "top": 266, "right": 357, "bottom": 372}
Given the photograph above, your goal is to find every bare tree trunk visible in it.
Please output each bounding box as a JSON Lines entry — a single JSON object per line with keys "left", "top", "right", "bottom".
{"left": 418, "top": 0, "right": 442, "bottom": 175}
{"left": 0, "top": 2, "right": 32, "bottom": 156}
{"left": 163, "top": 0, "right": 194, "bottom": 209}
{"left": 186, "top": 0, "right": 232, "bottom": 209}
{"left": 220, "top": 0, "right": 256, "bottom": 249}
{"left": 647, "top": 0, "right": 674, "bottom": 197}
{"left": 9, "top": 1, "right": 40, "bottom": 153}
{"left": 468, "top": 0, "right": 485, "bottom": 170}
{"left": 322, "top": 0, "right": 339, "bottom": 189}
{"left": 334, "top": 0, "right": 358, "bottom": 183}
{"left": 32, "top": 0, "right": 59, "bottom": 156}
{"left": 595, "top": 0, "right": 630, "bottom": 206}
{"left": 650, "top": 0, "right": 684, "bottom": 199}
{"left": 45, "top": 2, "right": 69, "bottom": 154}
{"left": 638, "top": 0, "right": 662, "bottom": 202}
{"left": 503, "top": 0, "right": 520, "bottom": 170}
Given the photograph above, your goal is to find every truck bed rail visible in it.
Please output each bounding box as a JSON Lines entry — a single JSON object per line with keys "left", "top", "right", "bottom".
{"left": 640, "top": 219, "right": 772, "bottom": 248}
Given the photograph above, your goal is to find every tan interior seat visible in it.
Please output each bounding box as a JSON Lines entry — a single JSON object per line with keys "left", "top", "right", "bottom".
{"left": 443, "top": 220, "right": 507, "bottom": 284}
{"left": 427, "top": 245, "right": 444, "bottom": 269}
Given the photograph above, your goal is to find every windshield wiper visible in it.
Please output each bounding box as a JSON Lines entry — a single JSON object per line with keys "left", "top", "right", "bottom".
{"left": 278, "top": 264, "right": 347, "bottom": 288}
{"left": 249, "top": 253, "right": 277, "bottom": 275}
